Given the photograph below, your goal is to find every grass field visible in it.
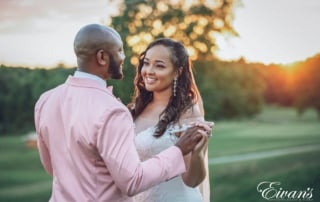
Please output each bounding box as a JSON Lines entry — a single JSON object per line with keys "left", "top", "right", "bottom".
{"left": 0, "top": 106, "right": 319, "bottom": 202}
{"left": 208, "top": 106, "right": 320, "bottom": 201}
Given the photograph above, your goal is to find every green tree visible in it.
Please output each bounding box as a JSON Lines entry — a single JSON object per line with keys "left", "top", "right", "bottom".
{"left": 195, "top": 60, "right": 265, "bottom": 120}
{"left": 293, "top": 54, "right": 320, "bottom": 118}
{"left": 0, "top": 65, "right": 74, "bottom": 135}
{"left": 0, "top": 66, "right": 35, "bottom": 134}
{"left": 263, "top": 64, "right": 294, "bottom": 106}
{"left": 110, "top": 0, "right": 239, "bottom": 61}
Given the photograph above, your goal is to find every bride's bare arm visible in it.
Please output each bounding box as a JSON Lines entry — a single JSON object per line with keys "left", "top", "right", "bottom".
{"left": 180, "top": 104, "right": 209, "bottom": 187}
{"left": 182, "top": 136, "right": 208, "bottom": 187}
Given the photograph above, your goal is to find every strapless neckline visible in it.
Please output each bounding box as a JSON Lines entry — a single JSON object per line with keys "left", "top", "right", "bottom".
{"left": 133, "top": 123, "right": 203, "bottom": 202}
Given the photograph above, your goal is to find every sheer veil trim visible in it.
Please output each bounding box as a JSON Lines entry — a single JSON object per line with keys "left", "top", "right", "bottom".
{"left": 199, "top": 147, "right": 210, "bottom": 202}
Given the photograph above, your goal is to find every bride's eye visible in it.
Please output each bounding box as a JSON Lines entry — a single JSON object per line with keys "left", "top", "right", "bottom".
{"left": 143, "top": 61, "right": 149, "bottom": 66}
{"left": 156, "top": 64, "right": 165, "bottom": 69}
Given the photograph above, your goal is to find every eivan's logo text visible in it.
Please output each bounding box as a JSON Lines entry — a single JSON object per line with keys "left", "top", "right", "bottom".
{"left": 257, "top": 181, "right": 314, "bottom": 201}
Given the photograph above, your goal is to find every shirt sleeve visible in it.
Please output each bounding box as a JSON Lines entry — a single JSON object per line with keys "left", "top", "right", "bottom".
{"left": 34, "top": 93, "right": 53, "bottom": 176}
{"left": 96, "top": 108, "right": 186, "bottom": 196}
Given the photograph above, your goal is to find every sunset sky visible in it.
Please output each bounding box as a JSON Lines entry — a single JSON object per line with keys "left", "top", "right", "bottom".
{"left": 0, "top": 0, "right": 320, "bottom": 67}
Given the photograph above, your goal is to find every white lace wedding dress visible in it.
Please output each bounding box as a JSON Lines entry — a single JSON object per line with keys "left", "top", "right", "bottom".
{"left": 134, "top": 125, "right": 210, "bottom": 202}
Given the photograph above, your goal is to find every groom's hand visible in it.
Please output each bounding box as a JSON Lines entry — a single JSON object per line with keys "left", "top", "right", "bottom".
{"left": 175, "top": 126, "right": 207, "bottom": 155}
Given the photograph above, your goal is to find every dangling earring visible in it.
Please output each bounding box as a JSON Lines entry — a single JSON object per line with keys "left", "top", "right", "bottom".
{"left": 173, "top": 78, "right": 177, "bottom": 97}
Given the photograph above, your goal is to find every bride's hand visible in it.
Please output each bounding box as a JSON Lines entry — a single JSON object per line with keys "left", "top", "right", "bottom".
{"left": 193, "top": 133, "right": 208, "bottom": 156}
{"left": 192, "top": 121, "right": 213, "bottom": 155}
{"left": 194, "top": 121, "right": 214, "bottom": 137}
{"left": 175, "top": 126, "right": 203, "bottom": 155}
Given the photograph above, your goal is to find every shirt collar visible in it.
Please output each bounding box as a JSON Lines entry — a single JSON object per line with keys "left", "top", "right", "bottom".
{"left": 74, "top": 70, "right": 106, "bottom": 87}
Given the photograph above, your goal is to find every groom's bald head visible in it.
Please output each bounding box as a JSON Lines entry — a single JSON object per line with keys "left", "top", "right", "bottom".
{"left": 73, "top": 24, "right": 122, "bottom": 67}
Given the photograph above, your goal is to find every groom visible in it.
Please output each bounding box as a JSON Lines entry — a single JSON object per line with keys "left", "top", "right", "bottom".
{"left": 34, "top": 24, "right": 209, "bottom": 201}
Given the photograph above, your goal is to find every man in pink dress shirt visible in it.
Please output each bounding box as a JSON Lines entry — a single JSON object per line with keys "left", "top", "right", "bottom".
{"left": 34, "top": 24, "right": 209, "bottom": 201}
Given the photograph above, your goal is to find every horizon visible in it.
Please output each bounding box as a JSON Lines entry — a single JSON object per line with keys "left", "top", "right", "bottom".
{"left": 2, "top": 52, "right": 319, "bottom": 70}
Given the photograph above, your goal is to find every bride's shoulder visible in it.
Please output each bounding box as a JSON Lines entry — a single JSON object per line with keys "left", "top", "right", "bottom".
{"left": 180, "top": 104, "right": 203, "bottom": 122}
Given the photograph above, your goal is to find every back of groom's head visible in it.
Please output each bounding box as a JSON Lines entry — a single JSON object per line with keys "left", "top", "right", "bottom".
{"left": 73, "top": 24, "right": 121, "bottom": 68}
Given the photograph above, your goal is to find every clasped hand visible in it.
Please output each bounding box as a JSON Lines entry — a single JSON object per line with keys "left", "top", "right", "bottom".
{"left": 175, "top": 121, "right": 213, "bottom": 155}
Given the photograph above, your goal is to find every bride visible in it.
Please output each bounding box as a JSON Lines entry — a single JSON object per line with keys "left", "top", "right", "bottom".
{"left": 129, "top": 38, "right": 212, "bottom": 202}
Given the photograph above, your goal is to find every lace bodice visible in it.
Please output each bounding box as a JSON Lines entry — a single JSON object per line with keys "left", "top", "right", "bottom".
{"left": 134, "top": 125, "right": 203, "bottom": 202}
{"left": 135, "top": 126, "right": 176, "bottom": 160}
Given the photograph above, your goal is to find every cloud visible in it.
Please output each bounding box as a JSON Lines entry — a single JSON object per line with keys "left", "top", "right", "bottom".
{"left": 0, "top": 0, "right": 120, "bottom": 66}
{"left": 0, "top": 0, "right": 118, "bottom": 33}
{"left": 218, "top": 0, "right": 320, "bottom": 64}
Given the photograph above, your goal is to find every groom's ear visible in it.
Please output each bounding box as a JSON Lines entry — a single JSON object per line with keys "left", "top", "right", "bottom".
{"left": 96, "top": 49, "right": 109, "bottom": 66}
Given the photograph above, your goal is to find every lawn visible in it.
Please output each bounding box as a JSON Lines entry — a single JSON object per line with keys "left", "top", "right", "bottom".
{"left": 208, "top": 106, "right": 320, "bottom": 202}
{"left": 0, "top": 136, "right": 51, "bottom": 202}
{"left": 0, "top": 106, "right": 319, "bottom": 202}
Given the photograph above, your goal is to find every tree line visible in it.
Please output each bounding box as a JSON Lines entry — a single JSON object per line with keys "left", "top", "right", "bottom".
{"left": 1, "top": 0, "right": 320, "bottom": 135}
{"left": 1, "top": 55, "right": 319, "bottom": 135}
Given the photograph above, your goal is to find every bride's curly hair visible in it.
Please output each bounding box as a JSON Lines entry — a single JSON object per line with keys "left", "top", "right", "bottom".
{"left": 129, "top": 38, "right": 200, "bottom": 137}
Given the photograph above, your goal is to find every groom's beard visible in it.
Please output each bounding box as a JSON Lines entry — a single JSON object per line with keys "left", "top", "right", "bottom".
{"left": 109, "top": 55, "right": 123, "bottom": 80}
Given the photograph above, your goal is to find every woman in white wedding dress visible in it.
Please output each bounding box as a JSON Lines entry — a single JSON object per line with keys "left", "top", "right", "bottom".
{"left": 129, "top": 38, "right": 212, "bottom": 202}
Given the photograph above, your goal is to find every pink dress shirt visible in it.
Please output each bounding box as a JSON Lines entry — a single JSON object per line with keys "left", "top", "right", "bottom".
{"left": 34, "top": 75, "right": 186, "bottom": 202}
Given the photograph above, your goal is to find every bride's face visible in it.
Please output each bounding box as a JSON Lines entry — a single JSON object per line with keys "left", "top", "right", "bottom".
{"left": 141, "top": 45, "right": 178, "bottom": 95}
